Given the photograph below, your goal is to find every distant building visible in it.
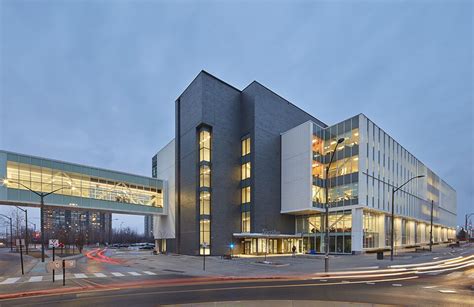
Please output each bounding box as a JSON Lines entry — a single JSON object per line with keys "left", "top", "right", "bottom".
{"left": 144, "top": 215, "right": 153, "bottom": 239}
{"left": 44, "top": 208, "right": 112, "bottom": 244}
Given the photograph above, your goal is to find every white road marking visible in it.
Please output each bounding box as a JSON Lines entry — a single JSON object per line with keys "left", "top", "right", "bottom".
{"left": 354, "top": 266, "right": 380, "bottom": 270}
{"left": 366, "top": 282, "right": 375, "bottom": 285}
{"left": 28, "top": 276, "right": 43, "bottom": 282}
{"left": 74, "top": 273, "right": 88, "bottom": 279}
{"left": 111, "top": 272, "right": 125, "bottom": 277}
{"left": 0, "top": 278, "right": 20, "bottom": 284}
{"left": 128, "top": 272, "right": 141, "bottom": 276}
{"left": 54, "top": 275, "right": 64, "bottom": 280}
{"left": 423, "top": 285, "right": 438, "bottom": 289}
{"left": 320, "top": 279, "right": 327, "bottom": 282}
{"left": 143, "top": 271, "right": 156, "bottom": 275}
{"left": 439, "top": 290, "right": 457, "bottom": 294}
{"left": 392, "top": 284, "right": 402, "bottom": 287}
{"left": 94, "top": 273, "right": 107, "bottom": 278}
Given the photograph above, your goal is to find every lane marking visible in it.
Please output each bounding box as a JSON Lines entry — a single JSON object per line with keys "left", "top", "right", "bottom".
{"left": 0, "top": 278, "right": 20, "bottom": 285}
{"left": 94, "top": 273, "right": 107, "bottom": 278}
{"left": 111, "top": 272, "right": 125, "bottom": 277}
{"left": 28, "top": 276, "right": 43, "bottom": 283}
{"left": 74, "top": 274, "right": 88, "bottom": 279}
{"left": 422, "top": 285, "right": 437, "bottom": 289}
{"left": 392, "top": 283, "right": 402, "bottom": 287}
{"left": 439, "top": 290, "right": 457, "bottom": 294}
{"left": 127, "top": 272, "right": 141, "bottom": 276}
{"left": 143, "top": 271, "right": 156, "bottom": 276}
{"left": 54, "top": 275, "right": 64, "bottom": 280}
{"left": 366, "top": 282, "right": 375, "bottom": 285}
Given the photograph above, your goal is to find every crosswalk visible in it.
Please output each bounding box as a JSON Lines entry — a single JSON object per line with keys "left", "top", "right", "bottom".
{"left": 0, "top": 271, "right": 160, "bottom": 285}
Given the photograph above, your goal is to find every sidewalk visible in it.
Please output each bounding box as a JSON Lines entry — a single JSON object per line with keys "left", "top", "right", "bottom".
{"left": 113, "top": 243, "right": 474, "bottom": 278}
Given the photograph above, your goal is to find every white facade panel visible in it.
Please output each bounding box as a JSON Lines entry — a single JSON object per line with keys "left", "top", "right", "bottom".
{"left": 281, "top": 121, "right": 313, "bottom": 214}
{"left": 153, "top": 140, "right": 176, "bottom": 239}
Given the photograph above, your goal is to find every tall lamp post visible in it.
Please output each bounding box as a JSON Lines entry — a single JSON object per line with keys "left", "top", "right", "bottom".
{"left": 390, "top": 175, "right": 425, "bottom": 261}
{"left": 1, "top": 179, "right": 71, "bottom": 262}
{"left": 15, "top": 206, "right": 28, "bottom": 255}
{"left": 324, "top": 137, "right": 345, "bottom": 272}
{"left": 0, "top": 214, "right": 13, "bottom": 252}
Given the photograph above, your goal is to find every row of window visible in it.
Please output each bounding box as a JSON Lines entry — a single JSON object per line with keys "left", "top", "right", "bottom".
{"left": 241, "top": 137, "right": 251, "bottom": 233}
{"left": 198, "top": 129, "right": 211, "bottom": 255}
{"left": 6, "top": 162, "right": 162, "bottom": 207}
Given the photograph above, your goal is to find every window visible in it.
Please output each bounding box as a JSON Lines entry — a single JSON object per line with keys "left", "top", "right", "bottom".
{"left": 198, "top": 127, "right": 212, "bottom": 255}
{"left": 241, "top": 211, "right": 250, "bottom": 232}
{"left": 241, "top": 186, "right": 251, "bottom": 204}
{"left": 241, "top": 138, "right": 250, "bottom": 156}
{"left": 199, "top": 165, "right": 211, "bottom": 187}
{"left": 241, "top": 162, "right": 251, "bottom": 180}
{"left": 199, "top": 191, "right": 210, "bottom": 215}
{"left": 199, "top": 130, "right": 211, "bottom": 162}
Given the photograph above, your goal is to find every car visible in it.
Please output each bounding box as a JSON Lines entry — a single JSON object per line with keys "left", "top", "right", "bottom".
{"left": 139, "top": 245, "right": 154, "bottom": 250}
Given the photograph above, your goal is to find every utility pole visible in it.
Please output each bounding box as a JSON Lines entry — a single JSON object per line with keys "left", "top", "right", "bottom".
{"left": 390, "top": 175, "right": 425, "bottom": 261}
{"left": 324, "top": 137, "right": 344, "bottom": 272}
{"left": 1, "top": 179, "right": 70, "bottom": 262}
{"left": 429, "top": 200, "right": 434, "bottom": 252}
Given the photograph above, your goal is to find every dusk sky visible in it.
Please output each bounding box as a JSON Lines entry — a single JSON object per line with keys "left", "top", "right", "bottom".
{"left": 0, "top": 0, "right": 472, "bottom": 233}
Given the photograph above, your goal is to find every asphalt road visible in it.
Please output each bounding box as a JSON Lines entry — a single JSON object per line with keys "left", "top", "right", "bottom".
{"left": 1, "top": 266, "right": 472, "bottom": 306}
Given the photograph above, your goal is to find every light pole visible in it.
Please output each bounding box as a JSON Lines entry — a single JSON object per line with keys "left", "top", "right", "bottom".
{"left": 0, "top": 214, "right": 13, "bottom": 252}
{"left": 28, "top": 221, "right": 37, "bottom": 248}
{"left": 324, "top": 137, "right": 344, "bottom": 272}
{"left": 1, "top": 179, "right": 71, "bottom": 262}
{"left": 390, "top": 175, "right": 425, "bottom": 261}
{"left": 15, "top": 206, "right": 28, "bottom": 255}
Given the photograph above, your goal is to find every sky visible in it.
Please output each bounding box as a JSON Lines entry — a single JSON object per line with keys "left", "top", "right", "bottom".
{"left": 0, "top": 0, "right": 472, "bottom": 233}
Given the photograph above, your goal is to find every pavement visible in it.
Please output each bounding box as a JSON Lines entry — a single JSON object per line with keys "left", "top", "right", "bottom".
{"left": 0, "top": 244, "right": 472, "bottom": 305}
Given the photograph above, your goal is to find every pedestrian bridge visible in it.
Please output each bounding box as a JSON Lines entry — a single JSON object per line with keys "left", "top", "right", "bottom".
{"left": 0, "top": 150, "right": 165, "bottom": 215}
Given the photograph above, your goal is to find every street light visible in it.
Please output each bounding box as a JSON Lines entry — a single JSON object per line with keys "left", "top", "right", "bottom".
{"left": 324, "top": 137, "right": 345, "bottom": 272}
{"left": 390, "top": 175, "right": 425, "bottom": 261}
{"left": 1, "top": 178, "right": 71, "bottom": 262}
{"left": 0, "top": 213, "right": 13, "bottom": 252}
{"left": 15, "top": 206, "right": 28, "bottom": 255}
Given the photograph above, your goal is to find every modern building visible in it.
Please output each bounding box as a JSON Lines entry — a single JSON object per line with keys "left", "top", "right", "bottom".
{"left": 152, "top": 71, "right": 457, "bottom": 256}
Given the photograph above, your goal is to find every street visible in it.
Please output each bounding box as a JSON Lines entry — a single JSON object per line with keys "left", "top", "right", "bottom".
{"left": 0, "top": 266, "right": 472, "bottom": 306}
{"left": 0, "top": 245, "right": 472, "bottom": 306}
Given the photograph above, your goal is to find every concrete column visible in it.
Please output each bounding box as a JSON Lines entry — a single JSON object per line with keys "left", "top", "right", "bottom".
{"left": 378, "top": 214, "right": 385, "bottom": 248}
{"left": 351, "top": 208, "right": 363, "bottom": 253}
{"left": 394, "top": 218, "right": 402, "bottom": 247}
{"left": 408, "top": 221, "right": 415, "bottom": 245}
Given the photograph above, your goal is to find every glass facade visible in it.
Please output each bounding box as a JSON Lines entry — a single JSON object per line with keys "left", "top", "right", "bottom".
{"left": 198, "top": 128, "right": 211, "bottom": 255}
{"left": 6, "top": 161, "right": 162, "bottom": 208}
{"left": 312, "top": 116, "right": 360, "bottom": 208}
{"left": 241, "top": 137, "right": 251, "bottom": 233}
{"left": 296, "top": 211, "right": 352, "bottom": 254}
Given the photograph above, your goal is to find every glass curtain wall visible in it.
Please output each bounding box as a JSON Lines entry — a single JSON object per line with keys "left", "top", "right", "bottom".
{"left": 312, "top": 116, "right": 360, "bottom": 208}
{"left": 6, "top": 161, "right": 162, "bottom": 207}
{"left": 241, "top": 137, "right": 251, "bottom": 234}
{"left": 296, "top": 211, "right": 352, "bottom": 254}
{"left": 198, "top": 128, "right": 211, "bottom": 255}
